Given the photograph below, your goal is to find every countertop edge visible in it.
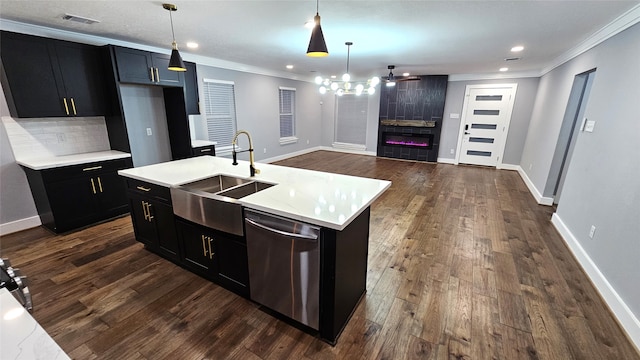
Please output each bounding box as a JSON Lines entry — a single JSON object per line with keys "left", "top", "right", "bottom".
{"left": 17, "top": 151, "right": 132, "bottom": 170}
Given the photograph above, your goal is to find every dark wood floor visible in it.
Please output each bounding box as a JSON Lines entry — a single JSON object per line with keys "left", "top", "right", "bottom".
{"left": 1, "top": 151, "right": 638, "bottom": 359}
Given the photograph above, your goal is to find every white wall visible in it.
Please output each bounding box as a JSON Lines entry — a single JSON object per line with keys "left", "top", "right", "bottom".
{"left": 0, "top": 84, "right": 39, "bottom": 235}
{"left": 439, "top": 77, "right": 540, "bottom": 164}
{"left": 195, "top": 64, "right": 323, "bottom": 162}
{"left": 522, "top": 23, "right": 640, "bottom": 343}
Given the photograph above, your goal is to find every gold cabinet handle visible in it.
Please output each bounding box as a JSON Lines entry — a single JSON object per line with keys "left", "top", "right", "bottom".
{"left": 82, "top": 166, "right": 102, "bottom": 172}
{"left": 141, "top": 201, "right": 148, "bottom": 220}
{"left": 136, "top": 186, "right": 151, "bottom": 192}
{"left": 63, "top": 98, "right": 69, "bottom": 115}
{"left": 208, "top": 237, "right": 214, "bottom": 259}
{"left": 97, "top": 176, "right": 103, "bottom": 193}
{"left": 90, "top": 178, "right": 97, "bottom": 194}
{"left": 150, "top": 67, "right": 155, "bottom": 82}
{"left": 155, "top": 67, "right": 160, "bottom": 82}
{"left": 146, "top": 202, "right": 153, "bottom": 221}
{"left": 70, "top": 97, "right": 77, "bottom": 115}
{"left": 200, "top": 148, "right": 212, "bottom": 153}
{"left": 202, "top": 235, "right": 208, "bottom": 257}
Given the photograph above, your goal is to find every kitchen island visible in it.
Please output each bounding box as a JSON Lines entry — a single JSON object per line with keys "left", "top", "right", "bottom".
{"left": 118, "top": 155, "right": 390, "bottom": 344}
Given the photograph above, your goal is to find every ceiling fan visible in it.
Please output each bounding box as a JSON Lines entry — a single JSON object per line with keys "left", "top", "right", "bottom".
{"left": 383, "top": 65, "right": 421, "bottom": 86}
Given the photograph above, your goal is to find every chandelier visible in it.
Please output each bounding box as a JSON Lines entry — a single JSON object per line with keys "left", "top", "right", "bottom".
{"left": 314, "top": 42, "right": 380, "bottom": 96}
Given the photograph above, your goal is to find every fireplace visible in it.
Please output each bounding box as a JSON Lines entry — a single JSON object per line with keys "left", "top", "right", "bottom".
{"left": 382, "top": 132, "right": 433, "bottom": 149}
{"left": 377, "top": 75, "right": 448, "bottom": 162}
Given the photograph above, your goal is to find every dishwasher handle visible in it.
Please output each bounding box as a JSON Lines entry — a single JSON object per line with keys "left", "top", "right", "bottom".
{"left": 245, "top": 218, "right": 319, "bottom": 241}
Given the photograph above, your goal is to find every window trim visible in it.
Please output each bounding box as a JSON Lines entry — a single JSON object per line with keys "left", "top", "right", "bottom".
{"left": 278, "top": 86, "right": 298, "bottom": 145}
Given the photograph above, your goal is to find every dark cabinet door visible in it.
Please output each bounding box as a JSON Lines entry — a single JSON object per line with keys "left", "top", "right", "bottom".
{"left": 0, "top": 31, "right": 66, "bottom": 117}
{"left": 55, "top": 41, "right": 108, "bottom": 116}
{"left": 128, "top": 191, "right": 158, "bottom": 247}
{"left": 176, "top": 219, "right": 218, "bottom": 277}
{"left": 113, "top": 46, "right": 154, "bottom": 84}
{"left": 151, "top": 53, "right": 183, "bottom": 86}
{"left": 96, "top": 171, "right": 129, "bottom": 217}
{"left": 184, "top": 61, "right": 200, "bottom": 115}
{"left": 154, "top": 201, "right": 179, "bottom": 258}
{"left": 217, "top": 236, "right": 249, "bottom": 296}
{"left": 47, "top": 176, "right": 100, "bottom": 232}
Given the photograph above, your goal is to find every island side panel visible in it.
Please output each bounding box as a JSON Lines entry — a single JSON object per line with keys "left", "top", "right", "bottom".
{"left": 320, "top": 206, "right": 370, "bottom": 344}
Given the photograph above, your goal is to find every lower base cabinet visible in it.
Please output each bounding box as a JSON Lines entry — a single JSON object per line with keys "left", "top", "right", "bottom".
{"left": 23, "top": 158, "right": 132, "bottom": 233}
{"left": 175, "top": 218, "right": 249, "bottom": 297}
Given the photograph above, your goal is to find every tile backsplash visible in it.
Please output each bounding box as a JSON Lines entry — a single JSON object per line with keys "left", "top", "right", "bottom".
{"left": 1, "top": 116, "right": 110, "bottom": 160}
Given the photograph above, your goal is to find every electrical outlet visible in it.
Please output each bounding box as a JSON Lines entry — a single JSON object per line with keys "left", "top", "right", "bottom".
{"left": 307, "top": 139, "right": 310, "bottom": 145}
{"left": 146, "top": 128, "right": 152, "bottom": 136}
{"left": 589, "top": 225, "right": 596, "bottom": 239}
{"left": 450, "top": 148, "right": 454, "bottom": 155}
{"left": 529, "top": 163, "right": 533, "bottom": 170}
{"left": 263, "top": 148, "right": 267, "bottom": 154}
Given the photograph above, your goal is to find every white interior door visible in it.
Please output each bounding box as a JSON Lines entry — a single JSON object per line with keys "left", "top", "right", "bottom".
{"left": 456, "top": 84, "right": 517, "bottom": 167}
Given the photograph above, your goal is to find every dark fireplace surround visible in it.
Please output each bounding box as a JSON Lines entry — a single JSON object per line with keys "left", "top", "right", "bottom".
{"left": 377, "top": 75, "right": 448, "bottom": 162}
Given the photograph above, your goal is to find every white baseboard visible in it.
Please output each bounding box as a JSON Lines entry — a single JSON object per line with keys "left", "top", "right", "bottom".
{"left": 497, "top": 163, "right": 519, "bottom": 171}
{"left": 260, "top": 146, "right": 323, "bottom": 164}
{"left": 516, "top": 166, "right": 554, "bottom": 206}
{"left": 437, "top": 157, "right": 456, "bottom": 164}
{"left": 551, "top": 213, "right": 640, "bottom": 352}
{"left": 0, "top": 215, "right": 41, "bottom": 236}
{"left": 318, "top": 146, "right": 377, "bottom": 157}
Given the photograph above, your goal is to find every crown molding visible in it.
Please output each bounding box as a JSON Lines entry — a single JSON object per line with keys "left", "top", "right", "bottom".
{"left": 540, "top": 4, "right": 640, "bottom": 75}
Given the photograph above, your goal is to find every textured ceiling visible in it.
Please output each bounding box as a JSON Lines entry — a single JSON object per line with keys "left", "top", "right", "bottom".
{"left": 0, "top": 1, "right": 638, "bottom": 80}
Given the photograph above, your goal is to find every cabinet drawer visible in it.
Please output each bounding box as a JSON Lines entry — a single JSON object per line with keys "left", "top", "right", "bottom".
{"left": 191, "top": 145, "right": 215, "bottom": 156}
{"left": 42, "top": 158, "right": 132, "bottom": 182}
{"left": 126, "top": 179, "right": 172, "bottom": 203}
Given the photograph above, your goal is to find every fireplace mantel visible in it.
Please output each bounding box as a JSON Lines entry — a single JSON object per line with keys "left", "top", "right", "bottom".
{"left": 380, "top": 119, "right": 437, "bottom": 128}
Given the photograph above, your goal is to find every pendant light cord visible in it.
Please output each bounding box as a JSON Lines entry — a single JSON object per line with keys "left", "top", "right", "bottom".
{"left": 346, "top": 44, "right": 350, "bottom": 74}
{"left": 169, "top": 10, "right": 176, "bottom": 42}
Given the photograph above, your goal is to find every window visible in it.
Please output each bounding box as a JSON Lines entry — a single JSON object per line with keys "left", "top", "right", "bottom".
{"left": 333, "top": 94, "right": 368, "bottom": 150}
{"left": 279, "top": 87, "right": 297, "bottom": 144}
{"left": 202, "top": 79, "right": 237, "bottom": 154}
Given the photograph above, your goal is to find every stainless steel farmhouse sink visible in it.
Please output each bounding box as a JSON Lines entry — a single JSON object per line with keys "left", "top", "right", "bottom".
{"left": 170, "top": 174, "right": 275, "bottom": 236}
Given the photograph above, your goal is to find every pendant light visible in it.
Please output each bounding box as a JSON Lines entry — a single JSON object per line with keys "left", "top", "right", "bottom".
{"left": 314, "top": 42, "right": 379, "bottom": 96}
{"left": 306, "top": 0, "right": 328, "bottom": 57}
{"left": 163, "top": 3, "right": 186, "bottom": 72}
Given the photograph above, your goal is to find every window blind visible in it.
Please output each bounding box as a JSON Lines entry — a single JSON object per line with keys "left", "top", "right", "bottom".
{"left": 279, "top": 88, "right": 295, "bottom": 139}
{"left": 335, "top": 94, "right": 368, "bottom": 146}
{"left": 202, "top": 79, "right": 237, "bottom": 150}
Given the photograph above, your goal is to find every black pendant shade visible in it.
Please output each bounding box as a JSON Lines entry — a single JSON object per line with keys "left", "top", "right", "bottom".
{"left": 168, "top": 41, "right": 186, "bottom": 71}
{"left": 164, "top": 3, "right": 187, "bottom": 72}
{"left": 307, "top": 13, "right": 328, "bottom": 57}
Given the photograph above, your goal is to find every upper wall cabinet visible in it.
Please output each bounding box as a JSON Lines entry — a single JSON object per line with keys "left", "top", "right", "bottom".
{"left": 0, "top": 31, "right": 109, "bottom": 118}
{"left": 184, "top": 61, "right": 200, "bottom": 115}
{"left": 112, "top": 46, "right": 184, "bottom": 87}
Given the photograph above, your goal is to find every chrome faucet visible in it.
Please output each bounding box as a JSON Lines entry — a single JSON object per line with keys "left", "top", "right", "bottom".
{"left": 232, "top": 130, "right": 260, "bottom": 177}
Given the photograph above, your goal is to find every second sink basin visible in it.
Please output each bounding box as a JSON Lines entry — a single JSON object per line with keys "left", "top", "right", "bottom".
{"left": 218, "top": 181, "right": 274, "bottom": 199}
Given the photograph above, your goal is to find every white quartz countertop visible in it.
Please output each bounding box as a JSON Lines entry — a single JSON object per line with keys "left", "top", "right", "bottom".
{"left": 118, "top": 156, "right": 391, "bottom": 230}
{"left": 191, "top": 140, "right": 217, "bottom": 148}
{"left": 0, "top": 288, "right": 70, "bottom": 359}
{"left": 16, "top": 150, "right": 132, "bottom": 170}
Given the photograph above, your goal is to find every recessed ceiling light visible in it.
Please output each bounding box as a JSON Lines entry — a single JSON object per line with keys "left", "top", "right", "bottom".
{"left": 186, "top": 42, "right": 199, "bottom": 49}
{"left": 402, "top": 72, "right": 410, "bottom": 77}
{"left": 511, "top": 45, "right": 524, "bottom": 52}
{"left": 330, "top": 75, "right": 336, "bottom": 79}
{"left": 499, "top": 67, "right": 509, "bottom": 72}
{"left": 286, "top": 64, "right": 294, "bottom": 69}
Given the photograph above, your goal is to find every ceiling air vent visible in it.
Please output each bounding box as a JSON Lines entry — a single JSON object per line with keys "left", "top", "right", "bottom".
{"left": 62, "top": 13, "right": 100, "bottom": 25}
{"left": 504, "top": 57, "right": 521, "bottom": 61}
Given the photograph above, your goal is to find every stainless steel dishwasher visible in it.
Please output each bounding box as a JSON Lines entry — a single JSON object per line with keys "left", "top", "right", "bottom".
{"left": 244, "top": 209, "right": 321, "bottom": 330}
